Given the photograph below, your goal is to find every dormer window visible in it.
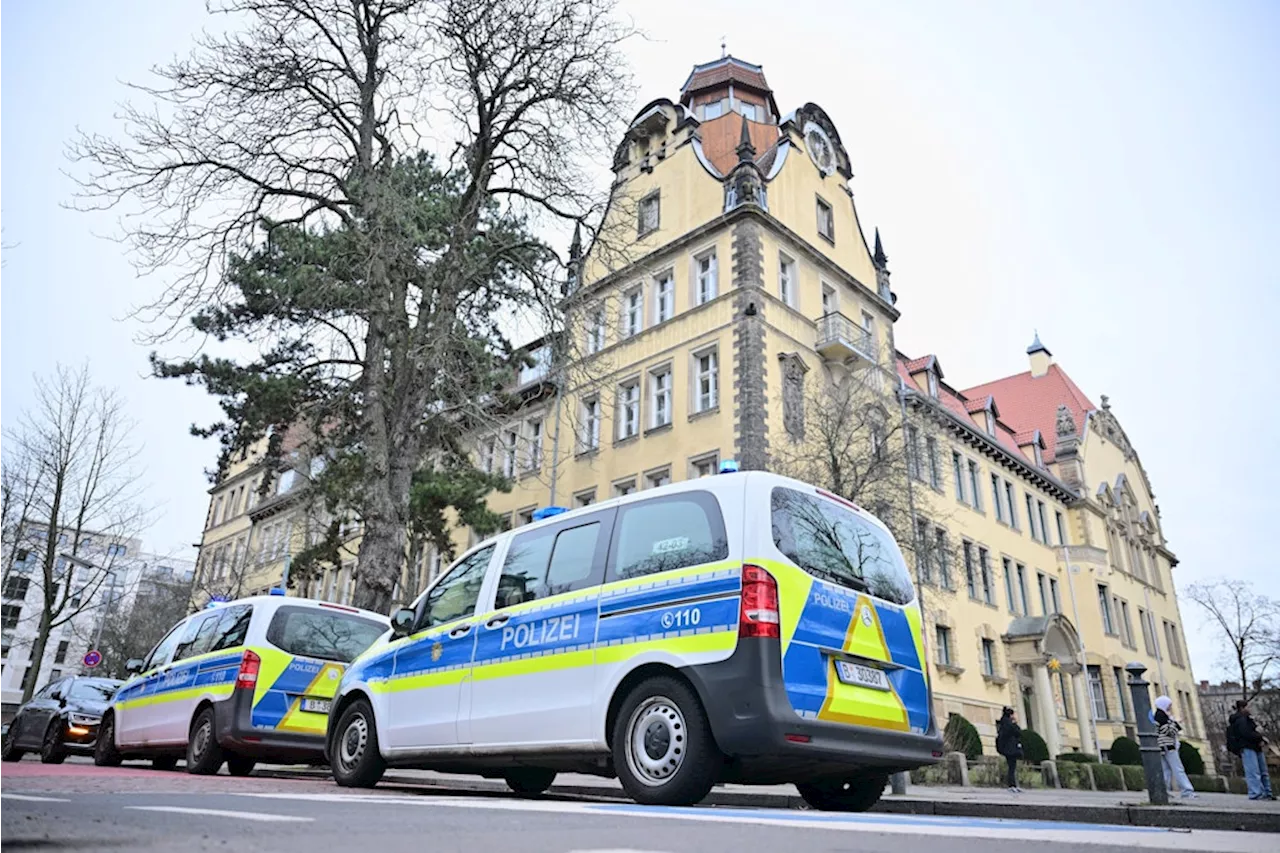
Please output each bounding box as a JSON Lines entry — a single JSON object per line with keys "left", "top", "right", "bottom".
{"left": 984, "top": 410, "right": 996, "bottom": 435}
{"left": 703, "top": 100, "right": 724, "bottom": 119}
{"left": 739, "top": 102, "right": 758, "bottom": 121}
{"left": 927, "top": 370, "right": 939, "bottom": 398}
{"left": 1033, "top": 443, "right": 1044, "bottom": 467}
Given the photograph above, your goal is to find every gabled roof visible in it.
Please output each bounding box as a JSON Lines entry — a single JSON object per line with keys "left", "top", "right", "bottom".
{"left": 904, "top": 354, "right": 943, "bottom": 377}
{"left": 962, "top": 364, "right": 1095, "bottom": 463}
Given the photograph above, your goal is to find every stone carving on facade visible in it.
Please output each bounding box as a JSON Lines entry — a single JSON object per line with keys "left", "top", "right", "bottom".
{"left": 1092, "top": 394, "right": 1135, "bottom": 460}
{"left": 1055, "top": 405, "right": 1076, "bottom": 438}
{"left": 779, "top": 352, "right": 809, "bottom": 440}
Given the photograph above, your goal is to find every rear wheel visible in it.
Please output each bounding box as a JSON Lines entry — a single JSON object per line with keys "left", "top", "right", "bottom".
{"left": 152, "top": 755, "right": 180, "bottom": 771}
{"left": 226, "top": 755, "right": 257, "bottom": 777}
{"left": 186, "top": 707, "right": 224, "bottom": 775}
{"left": 504, "top": 768, "right": 557, "bottom": 795}
{"left": 331, "top": 698, "right": 385, "bottom": 788}
{"left": 796, "top": 774, "right": 888, "bottom": 812}
{"left": 94, "top": 713, "right": 123, "bottom": 767}
{"left": 611, "top": 675, "right": 719, "bottom": 806}
{"left": 40, "top": 721, "right": 67, "bottom": 764}
{"left": 2, "top": 722, "right": 25, "bottom": 762}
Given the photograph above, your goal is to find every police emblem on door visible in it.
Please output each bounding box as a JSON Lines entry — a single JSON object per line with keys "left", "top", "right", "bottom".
{"left": 861, "top": 606, "right": 873, "bottom": 627}
{"left": 431, "top": 642, "right": 443, "bottom": 662}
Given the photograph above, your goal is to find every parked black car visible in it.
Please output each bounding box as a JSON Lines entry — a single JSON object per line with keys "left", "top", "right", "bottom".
{"left": 1, "top": 675, "right": 122, "bottom": 763}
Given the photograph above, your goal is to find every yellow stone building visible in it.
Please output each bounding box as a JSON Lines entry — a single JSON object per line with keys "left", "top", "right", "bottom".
{"left": 191, "top": 56, "right": 1209, "bottom": 766}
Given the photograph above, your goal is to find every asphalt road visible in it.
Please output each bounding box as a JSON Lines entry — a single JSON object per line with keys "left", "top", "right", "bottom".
{"left": 2, "top": 758, "right": 1270, "bottom": 853}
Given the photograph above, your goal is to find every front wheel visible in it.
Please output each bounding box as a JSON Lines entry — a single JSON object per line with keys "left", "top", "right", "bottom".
{"left": 331, "top": 699, "right": 385, "bottom": 788}
{"left": 226, "top": 755, "right": 257, "bottom": 777}
{"left": 611, "top": 675, "right": 719, "bottom": 806}
{"left": 504, "top": 768, "right": 557, "bottom": 795}
{"left": 1, "top": 723, "right": 25, "bottom": 762}
{"left": 40, "top": 722, "right": 67, "bottom": 764}
{"left": 796, "top": 774, "right": 889, "bottom": 812}
{"left": 186, "top": 707, "right": 224, "bottom": 775}
{"left": 94, "top": 714, "right": 123, "bottom": 767}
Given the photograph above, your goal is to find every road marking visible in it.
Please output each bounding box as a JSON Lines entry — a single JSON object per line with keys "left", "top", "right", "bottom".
{"left": 231, "top": 792, "right": 1275, "bottom": 851}
{"left": 125, "top": 806, "right": 312, "bottom": 823}
{"left": 1, "top": 794, "right": 72, "bottom": 803}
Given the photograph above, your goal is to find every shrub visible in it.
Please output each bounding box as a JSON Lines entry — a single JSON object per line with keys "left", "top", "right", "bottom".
{"left": 1021, "top": 729, "right": 1050, "bottom": 764}
{"left": 1188, "top": 774, "right": 1225, "bottom": 793}
{"left": 1121, "top": 765, "right": 1146, "bottom": 791}
{"left": 1056, "top": 752, "right": 1098, "bottom": 764}
{"left": 1058, "top": 761, "right": 1092, "bottom": 790}
{"left": 1093, "top": 763, "right": 1123, "bottom": 791}
{"left": 1228, "top": 776, "right": 1249, "bottom": 795}
{"left": 1179, "top": 742, "right": 1205, "bottom": 775}
{"left": 944, "top": 713, "right": 983, "bottom": 760}
{"left": 1109, "top": 736, "right": 1141, "bottom": 766}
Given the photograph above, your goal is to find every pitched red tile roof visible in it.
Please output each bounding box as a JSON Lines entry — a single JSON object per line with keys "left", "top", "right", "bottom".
{"left": 1014, "top": 430, "right": 1044, "bottom": 447}
{"left": 904, "top": 355, "right": 936, "bottom": 374}
{"left": 897, "top": 354, "right": 1029, "bottom": 464}
{"left": 962, "top": 364, "right": 1096, "bottom": 463}
{"left": 964, "top": 396, "right": 994, "bottom": 414}
{"left": 681, "top": 57, "right": 771, "bottom": 98}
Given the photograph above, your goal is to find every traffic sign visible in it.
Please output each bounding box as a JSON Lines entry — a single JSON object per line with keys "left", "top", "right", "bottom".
{"left": 83, "top": 649, "right": 102, "bottom": 668}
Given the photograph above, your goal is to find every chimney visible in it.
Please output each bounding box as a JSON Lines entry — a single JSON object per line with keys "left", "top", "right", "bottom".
{"left": 1027, "top": 331, "right": 1052, "bottom": 378}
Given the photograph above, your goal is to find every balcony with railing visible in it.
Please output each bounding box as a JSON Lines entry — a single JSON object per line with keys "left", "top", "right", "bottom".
{"left": 815, "top": 312, "right": 876, "bottom": 364}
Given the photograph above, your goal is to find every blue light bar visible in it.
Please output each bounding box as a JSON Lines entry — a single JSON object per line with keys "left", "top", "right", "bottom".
{"left": 719, "top": 460, "right": 740, "bottom": 474}
{"left": 532, "top": 506, "right": 568, "bottom": 521}
{"left": 269, "top": 587, "right": 286, "bottom": 596}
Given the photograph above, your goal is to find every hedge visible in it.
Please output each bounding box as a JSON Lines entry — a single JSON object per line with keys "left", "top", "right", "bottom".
{"left": 944, "top": 713, "right": 983, "bottom": 760}
{"left": 1093, "top": 763, "right": 1124, "bottom": 791}
{"left": 1109, "top": 736, "right": 1141, "bottom": 766}
{"left": 1057, "top": 761, "right": 1093, "bottom": 790}
{"left": 1056, "top": 752, "right": 1098, "bottom": 764}
{"left": 1121, "top": 765, "right": 1146, "bottom": 791}
{"left": 1179, "top": 742, "right": 1205, "bottom": 775}
{"left": 1021, "top": 729, "right": 1050, "bottom": 764}
{"left": 1189, "top": 774, "right": 1226, "bottom": 793}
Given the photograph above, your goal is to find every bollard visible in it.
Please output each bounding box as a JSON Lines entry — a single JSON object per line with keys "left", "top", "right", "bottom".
{"left": 1126, "top": 662, "right": 1168, "bottom": 805}
{"left": 946, "top": 751, "right": 970, "bottom": 786}
{"left": 890, "top": 771, "right": 908, "bottom": 795}
{"left": 1041, "top": 759, "right": 1060, "bottom": 789}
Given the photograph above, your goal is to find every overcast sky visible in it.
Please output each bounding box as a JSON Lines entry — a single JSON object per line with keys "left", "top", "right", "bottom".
{"left": 3, "top": 1, "right": 1277, "bottom": 680}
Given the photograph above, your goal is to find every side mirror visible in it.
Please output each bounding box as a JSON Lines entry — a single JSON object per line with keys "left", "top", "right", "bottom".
{"left": 390, "top": 607, "right": 416, "bottom": 638}
{"left": 125, "top": 658, "right": 145, "bottom": 674}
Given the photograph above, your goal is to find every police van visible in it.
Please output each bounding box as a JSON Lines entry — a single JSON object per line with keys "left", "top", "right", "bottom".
{"left": 327, "top": 471, "right": 942, "bottom": 810}
{"left": 96, "top": 593, "right": 387, "bottom": 775}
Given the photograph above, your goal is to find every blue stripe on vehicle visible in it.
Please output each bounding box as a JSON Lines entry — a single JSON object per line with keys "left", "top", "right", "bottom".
{"left": 599, "top": 575, "right": 741, "bottom": 616}
{"left": 595, "top": 595, "right": 738, "bottom": 646}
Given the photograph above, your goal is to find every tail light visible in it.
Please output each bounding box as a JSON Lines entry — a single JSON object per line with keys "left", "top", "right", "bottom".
{"left": 235, "top": 649, "right": 261, "bottom": 690}
{"left": 739, "top": 564, "right": 780, "bottom": 639}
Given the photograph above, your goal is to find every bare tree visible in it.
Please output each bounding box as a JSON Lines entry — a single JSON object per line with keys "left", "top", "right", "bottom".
{"left": 5, "top": 365, "right": 151, "bottom": 701}
{"left": 1185, "top": 579, "right": 1280, "bottom": 703}
{"left": 2, "top": 444, "right": 44, "bottom": 587}
{"left": 71, "top": 0, "right": 634, "bottom": 614}
{"left": 96, "top": 573, "right": 194, "bottom": 679}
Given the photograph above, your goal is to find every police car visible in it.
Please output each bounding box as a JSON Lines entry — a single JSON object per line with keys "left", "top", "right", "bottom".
{"left": 96, "top": 592, "right": 387, "bottom": 775}
{"left": 326, "top": 469, "right": 942, "bottom": 810}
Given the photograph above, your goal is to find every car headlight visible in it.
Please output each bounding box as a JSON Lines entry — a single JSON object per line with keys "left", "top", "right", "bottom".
{"left": 69, "top": 712, "right": 102, "bottom": 726}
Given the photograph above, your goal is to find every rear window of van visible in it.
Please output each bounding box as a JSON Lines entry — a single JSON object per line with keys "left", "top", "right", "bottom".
{"left": 266, "top": 606, "right": 386, "bottom": 663}
{"left": 771, "top": 487, "right": 915, "bottom": 605}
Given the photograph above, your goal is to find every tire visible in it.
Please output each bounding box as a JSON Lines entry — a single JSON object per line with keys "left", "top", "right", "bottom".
{"left": 796, "top": 774, "right": 889, "bottom": 812}
{"left": 1, "top": 723, "right": 25, "bottom": 762}
{"left": 40, "top": 721, "right": 68, "bottom": 765}
{"left": 331, "top": 698, "right": 385, "bottom": 788}
{"left": 611, "top": 675, "right": 719, "bottom": 806}
{"left": 226, "top": 755, "right": 257, "bottom": 777}
{"left": 186, "top": 707, "right": 225, "bottom": 775}
{"left": 504, "top": 768, "right": 557, "bottom": 795}
{"left": 152, "top": 755, "right": 180, "bottom": 771}
{"left": 94, "top": 713, "right": 123, "bottom": 767}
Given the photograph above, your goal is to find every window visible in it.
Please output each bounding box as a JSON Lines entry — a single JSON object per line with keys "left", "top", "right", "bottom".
{"left": 173, "top": 611, "right": 223, "bottom": 662}
{"left": 821, "top": 283, "right": 836, "bottom": 315}
{"left": 1025, "top": 494, "right": 1037, "bottom": 540}
{"left": 690, "top": 453, "right": 719, "bottom": 479}
{"left": 526, "top": 419, "right": 543, "bottom": 471}
{"left": 622, "top": 286, "right": 643, "bottom": 337}
{"left": 1139, "top": 607, "right": 1156, "bottom": 655}
{"left": 952, "top": 452, "right": 965, "bottom": 502}
{"left": 1005, "top": 482, "right": 1019, "bottom": 530}
{"left": 499, "top": 520, "right": 606, "bottom": 607}
{"left": 914, "top": 519, "right": 932, "bottom": 584}
{"left": 861, "top": 311, "right": 876, "bottom": 353}
{"left": 984, "top": 410, "right": 996, "bottom": 435}
{"left": 1016, "top": 564, "right": 1029, "bottom": 616}
{"left": 107, "top": 543, "right": 126, "bottom": 558}
{"left": 2, "top": 576, "right": 29, "bottom": 600}
{"left": 645, "top": 467, "right": 671, "bottom": 489}
{"left": 703, "top": 99, "right": 724, "bottom": 119}
{"left": 611, "top": 492, "right": 728, "bottom": 580}
{"left": 1164, "top": 621, "right": 1185, "bottom": 667}
{"left": 142, "top": 622, "right": 186, "bottom": 673}
{"left": 654, "top": 273, "right": 674, "bottom": 324}
{"left": 1113, "top": 667, "right": 1130, "bottom": 721}
{"left": 770, "top": 487, "right": 916, "bottom": 604}
{"left": 1037, "top": 501, "right": 1049, "bottom": 545}
{"left": 1049, "top": 577, "right": 1061, "bottom": 613}
{"left": 479, "top": 437, "right": 496, "bottom": 474}
{"left": 417, "top": 546, "right": 494, "bottom": 628}
{"left": 277, "top": 469, "right": 298, "bottom": 495}
{"left": 695, "top": 250, "right": 718, "bottom": 304}
{"left": 927, "top": 371, "right": 939, "bottom": 398}
{"left": 638, "top": 192, "right": 660, "bottom": 236}
{"left": 1, "top": 604, "right": 20, "bottom": 631}
{"left": 574, "top": 489, "right": 596, "bottom": 508}
{"left": 907, "top": 426, "right": 922, "bottom": 481}
{"left": 926, "top": 438, "right": 941, "bottom": 488}
{"left": 580, "top": 397, "right": 601, "bottom": 451}
{"left": 650, "top": 367, "right": 672, "bottom": 428}
{"left": 816, "top": 196, "right": 834, "bottom": 242}
{"left": 1037, "top": 572, "right": 1050, "bottom": 615}
{"left": 991, "top": 475, "right": 1005, "bottom": 523}
{"left": 517, "top": 508, "right": 536, "bottom": 527}
{"left": 614, "top": 479, "right": 637, "bottom": 497}
{"left": 587, "top": 307, "right": 606, "bottom": 354}
{"left": 1059, "top": 671, "right": 1074, "bottom": 718}
{"left": 618, "top": 381, "right": 640, "bottom": 440}
{"left": 267, "top": 605, "right": 386, "bottom": 663}
{"left": 1098, "top": 584, "right": 1116, "bottom": 634}
{"left": 1003, "top": 557, "right": 1017, "bottom": 614}
{"left": 51, "top": 669, "right": 63, "bottom": 681}
{"left": 978, "top": 547, "right": 994, "bottom": 605}
{"left": 1119, "top": 600, "right": 1135, "bottom": 648}
{"left": 739, "top": 102, "right": 759, "bottom": 121}
{"left": 779, "top": 254, "right": 796, "bottom": 307}
{"left": 54, "top": 641, "right": 69, "bottom": 664}
{"left": 933, "top": 528, "right": 952, "bottom": 589}
{"left": 208, "top": 605, "right": 253, "bottom": 653}
{"left": 935, "top": 625, "right": 953, "bottom": 667}
{"left": 968, "top": 461, "right": 982, "bottom": 511}
{"left": 981, "top": 639, "right": 997, "bottom": 676}
{"left": 503, "top": 429, "right": 518, "bottom": 478}
{"left": 694, "top": 349, "right": 719, "bottom": 412}
{"left": 963, "top": 542, "right": 977, "bottom": 599}
{"left": 1088, "top": 665, "right": 1109, "bottom": 720}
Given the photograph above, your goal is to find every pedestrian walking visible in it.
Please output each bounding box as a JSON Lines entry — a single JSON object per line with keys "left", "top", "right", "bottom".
{"left": 1153, "top": 695, "right": 1197, "bottom": 800}
{"left": 995, "top": 706, "right": 1023, "bottom": 793}
{"left": 1227, "top": 700, "right": 1276, "bottom": 801}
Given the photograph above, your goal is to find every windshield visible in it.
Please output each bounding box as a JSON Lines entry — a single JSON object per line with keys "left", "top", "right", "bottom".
{"left": 266, "top": 606, "right": 386, "bottom": 663}
{"left": 69, "top": 679, "right": 121, "bottom": 703}
{"left": 770, "top": 487, "right": 915, "bottom": 605}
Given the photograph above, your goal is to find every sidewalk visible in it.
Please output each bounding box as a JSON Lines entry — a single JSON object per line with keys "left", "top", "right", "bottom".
{"left": 265, "top": 766, "right": 1280, "bottom": 833}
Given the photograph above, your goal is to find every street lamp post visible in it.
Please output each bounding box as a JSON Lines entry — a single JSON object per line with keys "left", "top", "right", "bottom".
{"left": 1127, "top": 662, "right": 1169, "bottom": 805}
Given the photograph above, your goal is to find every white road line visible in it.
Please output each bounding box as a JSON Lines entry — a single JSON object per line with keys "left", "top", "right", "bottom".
{"left": 125, "top": 806, "right": 312, "bottom": 823}
{"left": 1, "top": 793, "right": 72, "bottom": 803}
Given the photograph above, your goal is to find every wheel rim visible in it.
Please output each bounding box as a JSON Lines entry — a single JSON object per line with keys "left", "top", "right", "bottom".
{"left": 192, "top": 718, "right": 211, "bottom": 759}
{"left": 339, "top": 713, "right": 368, "bottom": 771}
{"left": 44, "top": 725, "right": 58, "bottom": 755}
{"left": 624, "top": 695, "right": 686, "bottom": 787}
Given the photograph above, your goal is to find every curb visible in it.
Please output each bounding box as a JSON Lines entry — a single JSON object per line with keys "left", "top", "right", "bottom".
{"left": 258, "top": 768, "right": 1280, "bottom": 834}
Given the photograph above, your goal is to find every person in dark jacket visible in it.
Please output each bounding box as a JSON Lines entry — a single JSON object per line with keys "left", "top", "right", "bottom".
{"left": 1228, "top": 700, "right": 1275, "bottom": 800}
{"left": 995, "top": 707, "right": 1023, "bottom": 792}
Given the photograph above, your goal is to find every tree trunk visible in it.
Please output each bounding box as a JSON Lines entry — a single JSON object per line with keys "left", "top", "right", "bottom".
{"left": 23, "top": 609, "right": 53, "bottom": 703}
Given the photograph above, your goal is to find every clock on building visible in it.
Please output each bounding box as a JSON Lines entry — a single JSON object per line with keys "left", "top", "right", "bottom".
{"left": 804, "top": 122, "right": 835, "bottom": 175}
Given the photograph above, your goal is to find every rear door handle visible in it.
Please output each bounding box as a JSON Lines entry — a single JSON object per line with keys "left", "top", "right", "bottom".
{"left": 485, "top": 615, "right": 510, "bottom": 630}
{"left": 449, "top": 624, "right": 473, "bottom": 639}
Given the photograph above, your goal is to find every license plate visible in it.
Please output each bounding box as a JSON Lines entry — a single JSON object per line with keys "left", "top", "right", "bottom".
{"left": 835, "top": 660, "right": 891, "bottom": 691}
{"left": 300, "top": 698, "right": 332, "bottom": 714}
